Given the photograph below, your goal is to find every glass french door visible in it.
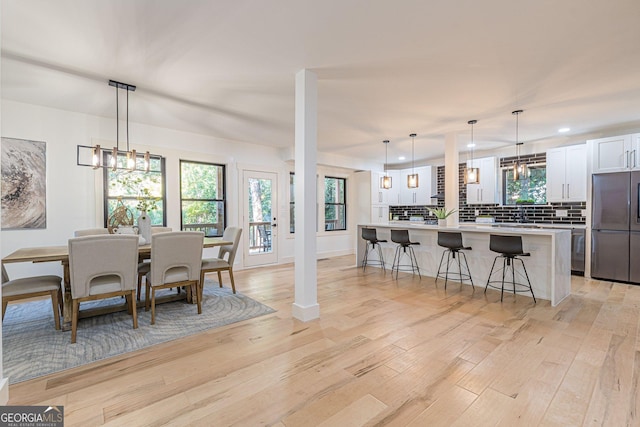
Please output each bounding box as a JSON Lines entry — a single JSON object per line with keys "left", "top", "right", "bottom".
{"left": 243, "top": 170, "right": 278, "bottom": 266}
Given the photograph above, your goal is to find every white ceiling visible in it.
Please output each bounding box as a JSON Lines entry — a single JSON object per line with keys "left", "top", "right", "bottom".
{"left": 2, "top": 0, "right": 640, "bottom": 166}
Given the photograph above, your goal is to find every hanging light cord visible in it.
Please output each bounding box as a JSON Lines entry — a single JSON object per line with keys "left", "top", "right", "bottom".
{"left": 126, "top": 88, "right": 130, "bottom": 152}
{"left": 115, "top": 85, "right": 119, "bottom": 151}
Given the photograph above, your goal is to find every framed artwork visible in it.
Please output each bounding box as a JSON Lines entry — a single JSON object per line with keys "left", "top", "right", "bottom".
{"left": 1, "top": 137, "right": 47, "bottom": 229}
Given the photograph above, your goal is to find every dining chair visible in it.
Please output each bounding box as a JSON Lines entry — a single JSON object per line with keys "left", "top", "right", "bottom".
{"left": 68, "top": 234, "right": 139, "bottom": 343}
{"left": 199, "top": 227, "right": 242, "bottom": 300}
{"left": 1, "top": 264, "right": 63, "bottom": 330}
{"left": 74, "top": 228, "right": 110, "bottom": 237}
{"left": 145, "top": 231, "right": 204, "bottom": 325}
{"left": 136, "top": 227, "right": 173, "bottom": 300}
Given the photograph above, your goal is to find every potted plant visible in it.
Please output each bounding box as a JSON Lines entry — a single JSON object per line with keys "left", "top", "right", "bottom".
{"left": 429, "top": 207, "right": 457, "bottom": 227}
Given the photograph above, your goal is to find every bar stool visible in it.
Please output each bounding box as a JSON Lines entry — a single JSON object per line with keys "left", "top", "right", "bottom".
{"left": 484, "top": 234, "right": 536, "bottom": 303}
{"left": 361, "top": 227, "right": 387, "bottom": 271}
{"left": 435, "top": 231, "right": 474, "bottom": 289}
{"left": 390, "top": 229, "right": 421, "bottom": 279}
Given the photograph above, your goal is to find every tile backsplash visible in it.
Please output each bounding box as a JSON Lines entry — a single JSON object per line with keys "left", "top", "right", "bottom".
{"left": 389, "top": 154, "right": 586, "bottom": 225}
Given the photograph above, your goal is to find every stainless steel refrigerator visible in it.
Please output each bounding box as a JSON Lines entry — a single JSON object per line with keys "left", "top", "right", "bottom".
{"left": 591, "top": 171, "right": 640, "bottom": 283}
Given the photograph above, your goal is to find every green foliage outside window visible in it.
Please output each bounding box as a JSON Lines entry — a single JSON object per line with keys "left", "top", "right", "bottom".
{"left": 106, "top": 155, "right": 165, "bottom": 226}
{"left": 503, "top": 166, "right": 547, "bottom": 205}
{"left": 180, "top": 161, "right": 225, "bottom": 237}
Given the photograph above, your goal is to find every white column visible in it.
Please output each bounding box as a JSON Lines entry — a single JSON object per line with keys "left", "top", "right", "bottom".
{"left": 292, "top": 69, "right": 320, "bottom": 321}
{"left": 444, "top": 132, "right": 460, "bottom": 226}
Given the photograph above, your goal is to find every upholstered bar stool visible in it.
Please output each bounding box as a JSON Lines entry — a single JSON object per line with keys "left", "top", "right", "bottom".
{"left": 390, "top": 229, "right": 421, "bottom": 279}
{"left": 435, "top": 231, "right": 474, "bottom": 289}
{"left": 361, "top": 227, "right": 387, "bottom": 271}
{"left": 484, "top": 234, "right": 536, "bottom": 303}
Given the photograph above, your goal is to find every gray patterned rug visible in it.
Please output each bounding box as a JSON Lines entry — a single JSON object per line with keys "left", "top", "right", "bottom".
{"left": 2, "top": 280, "right": 275, "bottom": 384}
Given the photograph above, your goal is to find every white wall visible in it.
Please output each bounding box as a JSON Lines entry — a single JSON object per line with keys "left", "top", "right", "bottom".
{"left": 1, "top": 100, "right": 367, "bottom": 278}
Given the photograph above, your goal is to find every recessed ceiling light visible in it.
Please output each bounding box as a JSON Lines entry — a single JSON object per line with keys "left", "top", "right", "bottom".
{"left": 467, "top": 143, "right": 476, "bottom": 148}
{"left": 558, "top": 127, "right": 570, "bottom": 133}
{"left": 398, "top": 156, "right": 406, "bottom": 161}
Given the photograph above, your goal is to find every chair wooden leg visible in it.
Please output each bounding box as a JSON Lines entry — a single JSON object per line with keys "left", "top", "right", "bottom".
{"left": 125, "top": 294, "right": 133, "bottom": 315}
{"left": 145, "top": 283, "right": 151, "bottom": 311}
{"left": 195, "top": 282, "right": 202, "bottom": 315}
{"left": 71, "top": 299, "right": 80, "bottom": 343}
{"left": 50, "top": 290, "right": 61, "bottom": 330}
{"left": 57, "top": 287, "right": 64, "bottom": 317}
{"left": 217, "top": 271, "right": 223, "bottom": 288}
{"left": 229, "top": 268, "right": 236, "bottom": 294}
{"left": 130, "top": 290, "right": 138, "bottom": 329}
{"left": 199, "top": 271, "right": 205, "bottom": 303}
{"left": 2, "top": 299, "right": 7, "bottom": 321}
{"left": 137, "top": 273, "right": 143, "bottom": 301}
{"left": 151, "top": 288, "right": 156, "bottom": 325}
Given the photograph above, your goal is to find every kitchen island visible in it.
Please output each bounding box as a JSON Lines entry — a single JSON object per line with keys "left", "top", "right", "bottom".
{"left": 357, "top": 223, "right": 571, "bottom": 306}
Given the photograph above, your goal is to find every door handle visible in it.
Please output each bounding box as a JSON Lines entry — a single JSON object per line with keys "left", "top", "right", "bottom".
{"left": 626, "top": 150, "right": 630, "bottom": 168}
{"left": 562, "top": 183, "right": 565, "bottom": 199}
{"left": 634, "top": 150, "right": 637, "bottom": 168}
{"left": 567, "top": 183, "right": 570, "bottom": 199}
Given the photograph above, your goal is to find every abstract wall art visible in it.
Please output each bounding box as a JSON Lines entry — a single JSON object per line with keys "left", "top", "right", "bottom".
{"left": 1, "top": 137, "right": 47, "bottom": 229}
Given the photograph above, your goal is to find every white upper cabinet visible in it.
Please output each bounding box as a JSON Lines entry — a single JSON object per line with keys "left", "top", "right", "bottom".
{"left": 399, "top": 166, "right": 436, "bottom": 205}
{"left": 546, "top": 144, "right": 587, "bottom": 202}
{"left": 466, "top": 157, "right": 498, "bottom": 205}
{"left": 370, "top": 171, "right": 389, "bottom": 205}
{"left": 590, "top": 134, "right": 640, "bottom": 173}
{"left": 386, "top": 170, "right": 401, "bottom": 205}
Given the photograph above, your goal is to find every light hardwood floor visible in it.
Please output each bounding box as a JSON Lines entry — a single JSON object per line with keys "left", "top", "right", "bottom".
{"left": 8, "top": 255, "right": 640, "bottom": 426}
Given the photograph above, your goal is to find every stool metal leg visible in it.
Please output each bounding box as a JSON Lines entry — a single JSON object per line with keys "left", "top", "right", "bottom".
{"left": 435, "top": 249, "right": 448, "bottom": 284}
{"left": 517, "top": 258, "right": 536, "bottom": 303}
{"left": 362, "top": 242, "right": 370, "bottom": 272}
{"left": 485, "top": 256, "right": 500, "bottom": 293}
{"left": 459, "top": 251, "right": 475, "bottom": 287}
{"left": 408, "top": 246, "right": 421, "bottom": 279}
{"left": 376, "top": 243, "right": 386, "bottom": 272}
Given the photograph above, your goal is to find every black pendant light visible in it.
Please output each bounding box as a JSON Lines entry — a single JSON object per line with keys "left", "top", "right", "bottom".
{"left": 512, "top": 110, "right": 528, "bottom": 180}
{"left": 464, "top": 120, "right": 480, "bottom": 184}
{"left": 407, "top": 133, "right": 419, "bottom": 188}
{"left": 381, "top": 140, "right": 392, "bottom": 189}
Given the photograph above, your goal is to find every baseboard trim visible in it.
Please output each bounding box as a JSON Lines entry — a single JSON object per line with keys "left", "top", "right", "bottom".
{"left": 291, "top": 303, "right": 320, "bottom": 321}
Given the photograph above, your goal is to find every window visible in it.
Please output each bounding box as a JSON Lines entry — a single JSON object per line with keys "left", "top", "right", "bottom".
{"left": 324, "top": 176, "right": 346, "bottom": 231}
{"left": 104, "top": 154, "right": 166, "bottom": 226}
{"left": 180, "top": 160, "right": 226, "bottom": 237}
{"left": 502, "top": 165, "right": 547, "bottom": 205}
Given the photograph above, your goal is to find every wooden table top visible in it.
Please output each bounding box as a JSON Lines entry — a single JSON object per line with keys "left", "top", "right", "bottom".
{"left": 2, "top": 236, "right": 232, "bottom": 264}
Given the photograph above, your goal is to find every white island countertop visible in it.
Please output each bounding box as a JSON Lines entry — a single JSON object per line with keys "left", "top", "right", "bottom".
{"left": 357, "top": 223, "right": 571, "bottom": 306}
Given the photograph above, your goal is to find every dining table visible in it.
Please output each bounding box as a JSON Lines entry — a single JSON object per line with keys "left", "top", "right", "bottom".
{"left": 2, "top": 236, "right": 232, "bottom": 331}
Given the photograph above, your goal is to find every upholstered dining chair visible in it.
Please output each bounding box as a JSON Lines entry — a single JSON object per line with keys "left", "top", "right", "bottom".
{"left": 74, "top": 228, "right": 110, "bottom": 237}
{"left": 1, "top": 264, "right": 63, "bottom": 330}
{"left": 145, "top": 231, "right": 204, "bottom": 325}
{"left": 137, "top": 227, "right": 173, "bottom": 300}
{"left": 199, "top": 227, "right": 242, "bottom": 300}
{"left": 68, "top": 234, "right": 139, "bottom": 343}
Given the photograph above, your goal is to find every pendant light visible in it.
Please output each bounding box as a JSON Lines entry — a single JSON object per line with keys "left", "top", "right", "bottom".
{"left": 381, "top": 140, "right": 392, "bottom": 189}
{"left": 464, "top": 120, "right": 480, "bottom": 184}
{"left": 407, "top": 133, "right": 419, "bottom": 188}
{"left": 77, "top": 79, "right": 157, "bottom": 173}
{"left": 512, "top": 109, "right": 528, "bottom": 180}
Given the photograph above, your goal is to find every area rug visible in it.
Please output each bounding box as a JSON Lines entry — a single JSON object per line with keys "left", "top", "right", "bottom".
{"left": 2, "top": 280, "right": 275, "bottom": 384}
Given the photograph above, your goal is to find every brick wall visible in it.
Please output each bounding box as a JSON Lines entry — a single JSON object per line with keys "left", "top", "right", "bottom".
{"left": 389, "top": 153, "right": 586, "bottom": 224}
